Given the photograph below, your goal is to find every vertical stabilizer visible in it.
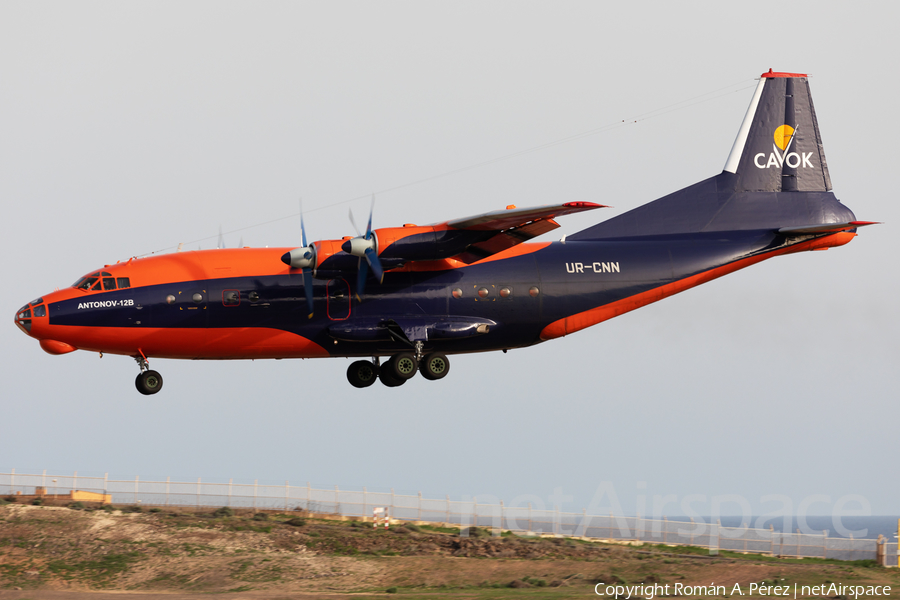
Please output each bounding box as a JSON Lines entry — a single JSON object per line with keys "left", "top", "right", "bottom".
{"left": 724, "top": 70, "right": 832, "bottom": 192}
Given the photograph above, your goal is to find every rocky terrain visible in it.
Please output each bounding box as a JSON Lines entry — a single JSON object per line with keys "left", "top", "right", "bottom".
{"left": 1, "top": 503, "right": 897, "bottom": 598}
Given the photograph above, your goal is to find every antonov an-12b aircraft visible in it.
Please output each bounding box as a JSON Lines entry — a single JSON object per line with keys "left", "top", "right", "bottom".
{"left": 15, "top": 70, "right": 874, "bottom": 393}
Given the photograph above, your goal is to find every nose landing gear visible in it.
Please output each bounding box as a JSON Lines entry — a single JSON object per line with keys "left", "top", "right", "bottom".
{"left": 134, "top": 354, "right": 163, "bottom": 395}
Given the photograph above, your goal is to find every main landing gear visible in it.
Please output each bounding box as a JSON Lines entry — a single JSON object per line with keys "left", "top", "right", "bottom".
{"left": 346, "top": 348, "right": 450, "bottom": 388}
{"left": 134, "top": 354, "right": 163, "bottom": 395}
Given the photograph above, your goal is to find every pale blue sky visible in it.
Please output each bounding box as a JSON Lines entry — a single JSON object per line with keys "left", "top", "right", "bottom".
{"left": 2, "top": 1, "right": 896, "bottom": 518}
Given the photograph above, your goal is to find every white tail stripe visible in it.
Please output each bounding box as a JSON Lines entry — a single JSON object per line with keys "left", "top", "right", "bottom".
{"left": 723, "top": 78, "right": 767, "bottom": 174}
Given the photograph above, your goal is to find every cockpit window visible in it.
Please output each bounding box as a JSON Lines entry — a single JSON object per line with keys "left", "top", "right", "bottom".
{"left": 33, "top": 304, "right": 46, "bottom": 317}
{"left": 74, "top": 276, "right": 99, "bottom": 290}
{"left": 72, "top": 273, "right": 131, "bottom": 292}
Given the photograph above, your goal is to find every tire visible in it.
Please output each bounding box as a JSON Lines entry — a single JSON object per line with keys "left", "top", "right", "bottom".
{"left": 135, "top": 370, "right": 163, "bottom": 395}
{"left": 347, "top": 360, "right": 378, "bottom": 388}
{"left": 379, "top": 367, "right": 406, "bottom": 387}
{"left": 388, "top": 352, "right": 418, "bottom": 380}
{"left": 420, "top": 353, "right": 450, "bottom": 380}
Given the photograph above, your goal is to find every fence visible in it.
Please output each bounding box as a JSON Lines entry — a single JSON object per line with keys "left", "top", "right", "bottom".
{"left": 1, "top": 470, "right": 896, "bottom": 566}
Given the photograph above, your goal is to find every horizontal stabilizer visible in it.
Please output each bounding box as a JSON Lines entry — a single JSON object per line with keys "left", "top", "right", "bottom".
{"left": 777, "top": 221, "right": 879, "bottom": 235}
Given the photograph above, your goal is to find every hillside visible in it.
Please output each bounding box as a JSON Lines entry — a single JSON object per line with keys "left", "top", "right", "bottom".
{"left": 1, "top": 504, "right": 897, "bottom": 599}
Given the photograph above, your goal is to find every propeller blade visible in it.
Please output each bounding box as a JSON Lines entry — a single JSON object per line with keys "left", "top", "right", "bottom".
{"left": 301, "top": 268, "right": 314, "bottom": 319}
{"left": 365, "top": 194, "right": 375, "bottom": 239}
{"left": 356, "top": 257, "right": 369, "bottom": 301}
{"left": 364, "top": 247, "right": 383, "bottom": 283}
{"left": 348, "top": 208, "right": 361, "bottom": 237}
{"left": 300, "top": 211, "right": 308, "bottom": 248}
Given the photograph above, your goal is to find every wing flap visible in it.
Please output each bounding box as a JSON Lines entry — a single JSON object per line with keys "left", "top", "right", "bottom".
{"left": 436, "top": 201, "right": 605, "bottom": 263}
{"left": 443, "top": 201, "right": 605, "bottom": 231}
{"left": 455, "top": 219, "right": 560, "bottom": 264}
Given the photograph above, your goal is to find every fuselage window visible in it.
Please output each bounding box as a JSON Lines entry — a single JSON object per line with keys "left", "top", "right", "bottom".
{"left": 223, "top": 290, "right": 240, "bottom": 306}
{"left": 102, "top": 277, "right": 116, "bottom": 291}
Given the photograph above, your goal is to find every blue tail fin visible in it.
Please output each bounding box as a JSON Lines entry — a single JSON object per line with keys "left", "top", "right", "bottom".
{"left": 572, "top": 70, "right": 855, "bottom": 241}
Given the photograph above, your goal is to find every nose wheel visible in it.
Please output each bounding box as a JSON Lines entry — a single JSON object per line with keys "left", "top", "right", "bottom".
{"left": 133, "top": 353, "right": 163, "bottom": 395}
{"left": 135, "top": 370, "right": 164, "bottom": 395}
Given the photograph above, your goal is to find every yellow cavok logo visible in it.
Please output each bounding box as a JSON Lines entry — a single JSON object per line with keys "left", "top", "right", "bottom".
{"left": 754, "top": 124, "right": 814, "bottom": 169}
{"left": 773, "top": 124, "right": 794, "bottom": 151}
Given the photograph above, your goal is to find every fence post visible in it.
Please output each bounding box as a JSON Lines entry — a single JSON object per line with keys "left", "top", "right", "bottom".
{"left": 823, "top": 529, "right": 828, "bottom": 559}
{"left": 528, "top": 503, "right": 532, "bottom": 533}
{"left": 134, "top": 476, "right": 139, "bottom": 504}
{"left": 104, "top": 472, "right": 108, "bottom": 494}
{"left": 445, "top": 495, "right": 450, "bottom": 525}
{"left": 363, "top": 487, "right": 367, "bottom": 520}
{"left": 635, "top": 512, "right": 641, "bottom": 542}
{"left": 391, "top": 488, "right": 395, "bottom": 517}
{"left": 473, "top": 498, "right": 478, "bottom": 528}
{"left": 73, "top": 470, "right": 77, "bottom": 493}
{"left": 663, "top": 515, "right": 668, "bottom": 544}
{"left": 196, "top": 478, "right": 201, "bottom": 510}
{"left": 689, "top": 517, "right": 694, "bottom": 546}
{"left": 253, "top": 480, "right": 258, "bottom": 510}
{"left": 228, "top": 479, "right": 233, "bottom": 507}
{"left": 709, "top": 520, "right": 720, "bottom": 556}
{"left": 417, "top": 491, "right": 422, "bottom": 522}
{"left": 284, "top": 481, "right": 289, "bottom": 511}
{"left": 306, "top": 482, "right": 310, "bottom": 512}
{"left": 42, "top": 469, "right": 46, "bottom": 490}
{"left": 769, "top": 525, "right": 775, "bottom": 555}
{"left": 581, "top": 508, "right": 587, "bottom": 538}
{"left": 166, "top": 476, "right": 170, "bottom": 507}
{"left": 10, "top": 468, "right": 13, "bottom": 493}
{"left": 334, "top": 485, "right": 339, "bottom": 515}
{"left": 496, "top": 500, "right": 504, "bottom": 537}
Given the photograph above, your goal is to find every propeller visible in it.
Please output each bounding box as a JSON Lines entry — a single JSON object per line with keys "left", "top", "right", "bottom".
{"left": 343, "top": 195, "right": 384, "bottom": 300}
{"left": 280, "top": 202, "right": 316, "bottom": 318}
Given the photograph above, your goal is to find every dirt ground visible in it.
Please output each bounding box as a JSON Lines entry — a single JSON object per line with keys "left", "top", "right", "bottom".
{"left": 2, "top": 504, "right": 898, "bottom": 598}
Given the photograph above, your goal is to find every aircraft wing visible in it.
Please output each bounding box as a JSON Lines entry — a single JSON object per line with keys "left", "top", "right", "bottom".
{"left": 438, "top": 201, "right": 606, "bottom": 263}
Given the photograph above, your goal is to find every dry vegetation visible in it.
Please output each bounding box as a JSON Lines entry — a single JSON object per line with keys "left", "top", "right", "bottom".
{"left": 1, "top": 503, "right": 898, "bottom": 598}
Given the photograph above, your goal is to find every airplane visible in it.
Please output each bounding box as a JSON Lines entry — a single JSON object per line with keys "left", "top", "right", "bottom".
{"left": 15, "top": 70, "right": 875, "bottom": 394}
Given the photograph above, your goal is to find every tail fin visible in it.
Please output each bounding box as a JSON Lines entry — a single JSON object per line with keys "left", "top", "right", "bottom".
{"left": 724, "top": 69, "right": 831, "bottom": 192}
{"left": 571, "top": 69, "right": 854, "bottom": 241}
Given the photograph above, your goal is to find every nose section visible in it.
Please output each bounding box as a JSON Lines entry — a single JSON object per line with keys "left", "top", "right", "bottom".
{"left": 14, "top": 304, "right": 33, "bottom": 335}
{"left": 14, "top": 297, "right": 47, "bottom": 337}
